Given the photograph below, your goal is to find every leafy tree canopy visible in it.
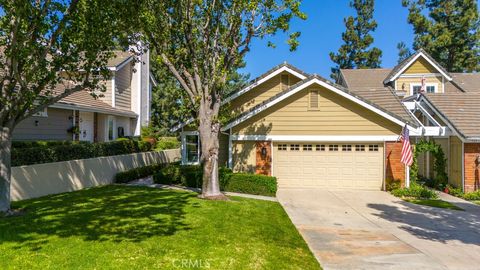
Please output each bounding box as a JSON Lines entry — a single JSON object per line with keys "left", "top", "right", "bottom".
{"left": 402, "top": 0, "right": 480, "bottom": 72}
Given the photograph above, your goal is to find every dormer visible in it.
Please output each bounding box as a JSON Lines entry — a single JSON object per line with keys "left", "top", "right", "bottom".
{"left": 383, "top": 49, "right": 453, "bottom": 97}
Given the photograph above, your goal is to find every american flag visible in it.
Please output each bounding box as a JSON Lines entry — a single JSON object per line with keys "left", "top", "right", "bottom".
{"left": 420, "top": 76, "right": 426, "bottom": 93}
{"left": 400, "top": 126, "right": 413, "bottom": 167}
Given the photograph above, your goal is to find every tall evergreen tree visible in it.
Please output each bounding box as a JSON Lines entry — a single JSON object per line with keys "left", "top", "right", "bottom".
{"left": 397, "top": 41, "right": 413, "bottom": 63}
{"left": 330, "top": 0, "right": 382, "bottom": 80}
{"left": 402, "top": 0, "right": 480, "bottom": 72}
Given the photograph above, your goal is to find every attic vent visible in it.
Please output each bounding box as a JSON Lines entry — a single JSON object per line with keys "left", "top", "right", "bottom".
{"left": 281, "top": 74, "right": 289, "bottom": 90}
{"left": 309, "top": 90, "right": 319, "bottom": 110}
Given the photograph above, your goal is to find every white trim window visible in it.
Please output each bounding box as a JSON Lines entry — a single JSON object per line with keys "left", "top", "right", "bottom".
{"left": 181, "top": 131, "right": 200, "bottom": 165}
{"left": 410, "top": 82, "right": 438, "bottom": 95}
{"left": 106, "top": 116, "right": 116, "bottom": 141}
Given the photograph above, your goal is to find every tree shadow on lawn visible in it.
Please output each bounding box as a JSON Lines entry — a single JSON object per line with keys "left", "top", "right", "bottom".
{"left": 368, "top": 200, "right": 480, "bottom": 245}
{"left": 0, "top": 186, "right": 195, "bottom": 250}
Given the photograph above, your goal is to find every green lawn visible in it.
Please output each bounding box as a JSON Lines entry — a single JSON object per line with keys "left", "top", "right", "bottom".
{"left": 473, "top": 200, "right": 480, "bottom": 206}
{"left": 0, "top": 186, "right": 319, "bottom": 270}
{"left": 405, "top": 199, "right": 464, "bottom": 211}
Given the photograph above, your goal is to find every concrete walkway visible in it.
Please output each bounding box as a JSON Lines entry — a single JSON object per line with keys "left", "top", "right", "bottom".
{"left": 277, "top": 189, "right": 480, "bottom": 270}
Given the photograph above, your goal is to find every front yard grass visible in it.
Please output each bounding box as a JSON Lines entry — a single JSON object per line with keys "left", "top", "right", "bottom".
{"left": 473, "top": 200, "right": 480, "bottom": 206}
{"left": 404, "top": 199, "right": 464, "bottom": 211}
{"left": 0, "top": 185, "right": 319, "bottom": 270}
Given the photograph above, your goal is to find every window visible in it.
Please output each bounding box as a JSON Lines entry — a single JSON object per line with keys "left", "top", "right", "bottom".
{"left": 411, "top": 83, "right": 437, "bottom": 95}
{"left": 32, "top": 108, "right": 48, "bottom": 117}
{"left": 281, "top": 74, "right": 289, "bottom": 90}
{"left": 355, "top": 145, "right": 365, "bottom": 152}
{"left": 369, "top": 145, "right": 379, "bottom": 152}
{"left": 329, "top": 145, "right": 339, "bottom": 151}
{"left": 303, "top": 144, "right": 312, "bottom": 151}
{"left": 185, "top": 134, "right": 200, "bottom": 164}
{"left": 316, "top": 144, "right": 325, "bottom": 151}
{"left": 309, "top": 90, "right": 320, "bottom": 110}
{"left": 426, "top": 85, "right": 436, "bottom": 93}
{"left": 290, "top": 144, "right": 300, "bottom": 151}
{"left": 342, "top": 145, "right": 352, "bottom": 151}
{"left": 278, "top": 144, "right": 287, "bottom": 151}
{"left": 412, "top": 85, "right": 422, "bottom": 95}
{"left": 107, "top": 116, "right": 115, "bottom": 141}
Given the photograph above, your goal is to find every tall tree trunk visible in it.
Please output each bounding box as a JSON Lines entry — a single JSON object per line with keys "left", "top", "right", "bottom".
{"left": 198, "top": 104, "right": 225, "bottom": 199}
{"left": 0, "top": 126, "right": 12, "bottom": 213}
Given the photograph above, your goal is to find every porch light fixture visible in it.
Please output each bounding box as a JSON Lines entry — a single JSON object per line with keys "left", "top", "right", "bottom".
{"left": 261, "top": 146, "right": 267, "bottom": 159}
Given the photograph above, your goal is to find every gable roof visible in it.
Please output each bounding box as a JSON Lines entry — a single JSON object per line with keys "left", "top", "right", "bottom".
{"left": 222, "top": 74, "right": 417, "bottom": 131}
{"left": 171, "top": 62, "right": 308, "bottom": 132}
{"left": 223, "top": 62, "right": 308, "bottom": 104}
{"left": 383, "top": 49, "right": 453, "bottom": 84}
{"left": 107, "top": 51, "right": 134, "bottom": 70}
{"left": 420, "top": 93, "right": 480, "bottom": 141}
{"left": 339, "top": 68, "right": 419, "bottom": 125}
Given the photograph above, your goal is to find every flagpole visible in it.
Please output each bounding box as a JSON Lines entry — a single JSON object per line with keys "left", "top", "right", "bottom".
{"left": 405, "top": 166, "right": 410, "bottom": 188}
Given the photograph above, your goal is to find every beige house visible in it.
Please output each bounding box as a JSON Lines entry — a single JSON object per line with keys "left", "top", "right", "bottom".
{"left": 13, "top": 51, "right": 156, "bottom": 142}
{"left": 176, "top": 50, "right": 480, "bottom": 193}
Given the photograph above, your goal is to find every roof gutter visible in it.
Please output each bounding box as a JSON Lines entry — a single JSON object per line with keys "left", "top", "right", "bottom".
{"left": 51, "top": 103, "right": 137, "bottom": 118}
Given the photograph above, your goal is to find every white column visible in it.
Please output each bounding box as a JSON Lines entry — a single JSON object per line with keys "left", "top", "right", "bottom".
{"left": 405, "top": 166, "right": 410, "bottom": 188}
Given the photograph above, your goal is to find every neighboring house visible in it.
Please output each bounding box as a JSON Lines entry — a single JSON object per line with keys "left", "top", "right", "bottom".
{"left": 13, "top": 50, "right": 156, "bottom": 142}
{"left": 176, "top": 50, "right": 480, "bottom": 193}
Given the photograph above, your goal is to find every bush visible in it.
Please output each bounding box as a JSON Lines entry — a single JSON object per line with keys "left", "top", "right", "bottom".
{"left": 153, "top": 164, "right": 276, "bottom": 196}
{"left": 153, "top": 165, "right": 231, "bottom": 189}
{"left": 155, "top": 137, "right": 180, "bottom": 151}
{"left": 390, "top": 182, "right": 438, "bottom": 199}
{"left": 385, "top": 179, "right": 401, "bottom": 191}
{"left": 223, "top": 173, "right": 277, "bottom": 196}
{"left": 114, "top": 163, "right": 166, "bottom": 183}
{"left": 12, "top": 139, "right": 153, "bottom": 166}
{"left": 444, "top": 184, "right": 464, "bottom": 197}
{"left": 463, "top": 190, "right": 480, "bottom": 201}
{"left": 12, "top": 140, "right": 88, "bottom": 149}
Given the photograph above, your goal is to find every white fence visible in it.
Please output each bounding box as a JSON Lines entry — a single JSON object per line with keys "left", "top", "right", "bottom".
{"left": 11, "top": 149, "right": 180, "bottom": 201}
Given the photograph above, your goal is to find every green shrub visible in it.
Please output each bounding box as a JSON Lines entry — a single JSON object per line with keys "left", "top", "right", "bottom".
{"left": 390, "top": 182, "right": 438, "bottom": 199}
{"left": 463, "top": 190, "right": 480, "bottom": 201}
{"left": 152, "top": 164, "right": 275, "bottom": 196}
{"left": 224, "top": 173, "right": 277, "bottom": 196}
{"left": 115, "top": 163, "right": 166, "bottom": 183}
{"left": 385, "top": 178, "right": 401, "bottom": 191}
{"left": 445, "top": 184, "right": 464, "bottom": 197}
{"left": 155, "top": 137, "right": 180, "bottom": 151}
{"left": 12, "top": 140, "right": 153, "bottom": 166}
{"left": 12, "top": 140, "right": 87, "bottom": 149}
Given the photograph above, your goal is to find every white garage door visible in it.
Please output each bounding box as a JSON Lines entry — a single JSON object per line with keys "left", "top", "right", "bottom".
{"left": 273, "top": 142, "right": 383, "bottom": 190}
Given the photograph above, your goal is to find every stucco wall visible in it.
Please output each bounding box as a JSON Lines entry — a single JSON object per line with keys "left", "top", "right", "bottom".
{"left": 11, "top": 149, "right": 180, "bottom": 201}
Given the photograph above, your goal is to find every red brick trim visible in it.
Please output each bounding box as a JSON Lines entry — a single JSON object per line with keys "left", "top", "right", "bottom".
{"left": 385, "top": 141, "right": 406, "bottom": 187}
{"left": 464, "top": 143, "right": 480, "bottom": 192}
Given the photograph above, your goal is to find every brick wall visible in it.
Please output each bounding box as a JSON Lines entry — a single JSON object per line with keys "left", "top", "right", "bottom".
{"left": 385, "top": 142, "right": 406, "bottom": 186}
{"left": 464, "top": 143, "right": 480, "bottom": 192}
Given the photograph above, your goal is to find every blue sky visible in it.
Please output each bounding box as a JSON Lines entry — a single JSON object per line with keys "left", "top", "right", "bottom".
{"left": 241, "top": 0, "right": 478, "bottom": 79}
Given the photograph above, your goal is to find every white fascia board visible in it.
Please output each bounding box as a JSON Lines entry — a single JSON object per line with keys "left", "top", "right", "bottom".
{"left": 231, "top": 135, "right": 400, "bottom": 142}
{"left": 399, "top": 73, "right": 442, "bottom": 78}
{"left": 414, "top": 101, "right": 442, "bottom": 127}
{"left": 107, "top": 56, "right": 134, "bottom": 71}
{"left": 50, "top": 103, "right": 137, "bottom": 118}
{"left": 111, "top": 76, "right": 116, "bottom": 107}
{"left": 171, "top": 117, "right": 195, "bottom": 133}
{"left": 222, "top": 66, "right": 307, "bottom": 105}
{"left": 222, "top": 78, "right": 409, "bottom": 132}
{"left": 389, "top": 52, "right": 452, "bottom": 82}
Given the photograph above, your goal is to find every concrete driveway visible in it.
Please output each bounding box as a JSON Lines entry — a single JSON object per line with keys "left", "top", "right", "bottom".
{"left": 277, "top": 189, "right": 480, "bottom": 270}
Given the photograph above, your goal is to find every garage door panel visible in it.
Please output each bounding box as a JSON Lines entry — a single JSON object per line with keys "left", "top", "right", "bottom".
{"left": 274, "top": 142, "right": 383, "bottom": 190}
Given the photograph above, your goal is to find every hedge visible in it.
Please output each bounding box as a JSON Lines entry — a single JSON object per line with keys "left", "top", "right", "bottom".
{"left": 153, "top": 164, "right": 277, "bottom": 197}
{"left": 390, "top": 182, "right": 438, "bottom": 199}
{"left": 114, "top": 163, "right": 168, "bottom": 183}
{"left": 224, "top": 173, "right": 277, "bottom": 197}
{"left": 12, "top": 140, "right": 153, "bottom": 166}
{"left": 155, "top": 137, "right": 180, "bottom": 151}
{"left": 12, "top": 140, "right": 89, "bottom": 149}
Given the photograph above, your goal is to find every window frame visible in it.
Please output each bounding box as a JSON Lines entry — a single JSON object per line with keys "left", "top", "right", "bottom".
{"left": 410, "top": 82, "right": 438, "bottom": 95}
{"left": 368, "top": 144, "right": 379, "bottom": 152}
{"left": 181, "top": 131, "right": 200, "bottom": 165}
{"left": 329, "top": 144, "right": 339, "bottom": 152}
{"left": 290, "top": 144, "right": 300, "bottom": 151}
{"left": 303, "top": 144, "right": 313, "bottom": 151}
